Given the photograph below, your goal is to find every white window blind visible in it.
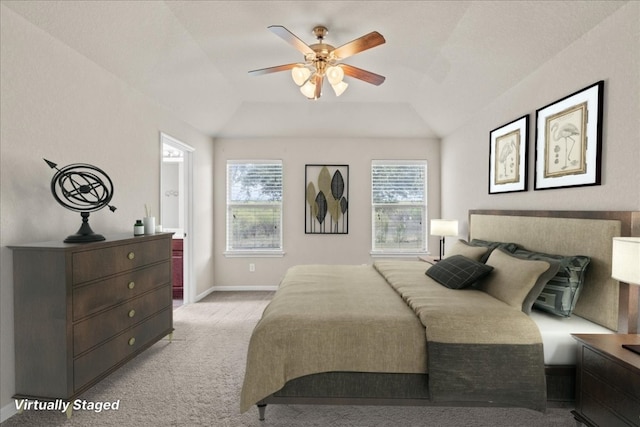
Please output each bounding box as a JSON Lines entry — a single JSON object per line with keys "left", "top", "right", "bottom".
{"left": 371, "top": 160, "right": 427, "bottom": 253}
{"left": 226, "top": 161, "right": 283, "bottom": 252}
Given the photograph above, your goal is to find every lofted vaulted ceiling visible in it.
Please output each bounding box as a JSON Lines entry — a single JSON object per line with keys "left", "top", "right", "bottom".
{"left": 2, "top": 0, "right": 627, "bottom": 139}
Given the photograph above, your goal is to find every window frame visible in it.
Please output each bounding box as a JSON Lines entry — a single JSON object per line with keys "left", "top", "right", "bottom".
{"left": 370, "top": 160, "right": 428, "bottom": 256}
{"left": 224, "top": 160, "right": 284, "bottom": 257}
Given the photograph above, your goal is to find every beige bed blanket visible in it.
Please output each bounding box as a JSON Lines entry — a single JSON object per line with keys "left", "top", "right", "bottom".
{"left": 240, "top": 261, "right": 546, "bottom": 413}
{"left": 374, "top": 261, "right": 546, "bottom": 411}
{"left": 240, "top": 264, "right": 427, "bottom": 413}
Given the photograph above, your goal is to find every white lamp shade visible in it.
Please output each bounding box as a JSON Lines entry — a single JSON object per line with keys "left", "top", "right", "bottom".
{"left": 291, "top": 66, "right": 311, "bottom": 86}
{"left": 612, "top": 237, "right": 640, "bottom": 285}
{"left": 430, "top": 219, "right": 458, "bottom": 237}
{"left": 331, "top": 81, "right": 348, "bottom": 96}
{"left": 326, "top": 65, "right": 344, "bottom": 85}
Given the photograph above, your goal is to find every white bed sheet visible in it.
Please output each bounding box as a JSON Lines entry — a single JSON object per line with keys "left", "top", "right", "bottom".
{"left": 531, "top": 310, "right": 613, "bottom": 365}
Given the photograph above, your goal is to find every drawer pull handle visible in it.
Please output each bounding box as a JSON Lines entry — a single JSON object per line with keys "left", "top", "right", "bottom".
{"left": 127, "top": 252, "right": 135, "bottom": 260}
{"left": 128, "top": 309, "right": 136, "bottom": 318}
{"left": 128, "top": 337, "right": 136, "bottom": 346}
{"left": 128, "top": 281, "right": 135, "bottom": 290}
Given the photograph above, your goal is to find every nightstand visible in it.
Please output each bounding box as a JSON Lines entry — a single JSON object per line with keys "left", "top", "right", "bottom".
{"left": 571, "top": 334, "right": 640, "bottom": 427}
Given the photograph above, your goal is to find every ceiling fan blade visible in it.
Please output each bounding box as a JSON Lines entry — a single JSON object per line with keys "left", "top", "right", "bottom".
{"left": 268, "top": 25, "right": 315, "bottom": 57}
{"left": 339, "top": 64, "right": 386, "bottom": 86}
{"left": 248, "top": 63, "right": 300, "bottom": 76}
{"left": 314, "top": 75, "right": 323, "bottom": 99}
{"left": 332, "top": 31, "right": 385, "bottom": 60}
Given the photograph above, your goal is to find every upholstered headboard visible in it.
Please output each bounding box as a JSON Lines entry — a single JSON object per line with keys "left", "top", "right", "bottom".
{"left": 469, "top": 210, "right": 640, "bottom": 331}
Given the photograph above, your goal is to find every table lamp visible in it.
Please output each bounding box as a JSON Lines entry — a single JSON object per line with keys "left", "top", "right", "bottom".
{"left": 612, "top": 236, "right": 640, "bottom": 354}
{"left": 430, "top": 219, "right": 459, "bottom": 261}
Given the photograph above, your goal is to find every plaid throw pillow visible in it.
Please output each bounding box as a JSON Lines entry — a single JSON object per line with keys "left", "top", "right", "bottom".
{"left": 426, "top": 255, "right": 494, "bottom": 289}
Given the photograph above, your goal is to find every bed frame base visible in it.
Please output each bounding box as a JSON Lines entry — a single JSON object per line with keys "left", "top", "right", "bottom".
{"left": 255, "top": 396, "right": 573, "bottom": 421}
{"left": 254, "top": 366, "right": 576, "bottom": 420}
{"left": 256, "top": 397, "right": 486, "bottom": 421}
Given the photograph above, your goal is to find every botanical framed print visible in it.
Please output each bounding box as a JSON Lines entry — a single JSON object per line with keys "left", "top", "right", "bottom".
{"left": 489, "top": 115, "right": 528, "bottom": 194}
{"left": 305, "top": 164, "right": 349, "bottom": 234}
{"left": 535, "top": 81, "right": 604, "bottom": 190}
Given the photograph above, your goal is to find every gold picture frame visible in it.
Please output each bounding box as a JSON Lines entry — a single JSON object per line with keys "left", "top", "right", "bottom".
{"left": 489, "top": 115, "right": 528, "bottom": 194}
{"left": 535, "top": 81, "right": 603, "bottom": 190}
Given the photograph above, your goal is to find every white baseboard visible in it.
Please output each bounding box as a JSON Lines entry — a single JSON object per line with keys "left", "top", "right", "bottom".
{"left": 194, "top": 286, "right": 216, "bottom": 302}
{"left": 192, "top": 286, "right": 276, "bottom": 302}
{"left": 211, "top": 286, "right": 278, "bottom": 292}
{"left": 1, "top": 400, "right": 18, "bottom": 423}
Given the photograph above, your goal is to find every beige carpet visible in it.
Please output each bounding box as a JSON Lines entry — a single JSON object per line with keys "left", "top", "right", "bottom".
{"left": 2, "top": 291, "right": 576, "bottom": 427}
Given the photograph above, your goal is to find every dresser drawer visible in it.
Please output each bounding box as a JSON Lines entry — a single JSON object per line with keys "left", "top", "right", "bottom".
{"left": 580, "top": 392, "right": 633, "bottom": 427}
{"left": 72, "top": 238, "right": 171, "bottom": 284}
{"left": 74, "top": 284, "right": 172, "bottom": 356}
{"left": 583, "top": 346, "right": 640, "bottom": 398}
{"left": 73, "top": 261, "right": 171, "bottom": 320}
{"left": 74, "top": 307, "right": 172, "bottom": 391}
{"left": 581, "top": 371, "right": 640, "bottom": 426}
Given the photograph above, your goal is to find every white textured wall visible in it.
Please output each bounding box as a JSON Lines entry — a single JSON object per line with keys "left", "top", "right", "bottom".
{"left": 441, "top": 2, "right": 640, "bottom": 234}
{"left": 0, "top": 6, "right": 214, "bottom": 415}
{"left": 212, "top": 137, "right": 441, "bottom": 288}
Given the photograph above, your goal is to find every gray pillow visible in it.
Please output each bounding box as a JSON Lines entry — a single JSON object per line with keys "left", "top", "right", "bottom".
{"left": 469, "top": 239, "right": 520, "bottom": 262}
{"left": 512, "top": 249, "right": 590, "bottom": 317}
{"left": 426, "top": 255, "right": 494, "bottom": 289}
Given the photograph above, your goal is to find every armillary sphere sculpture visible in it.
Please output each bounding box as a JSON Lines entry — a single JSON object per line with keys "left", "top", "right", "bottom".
{"left": 44, "top": 158, "right": 117, "bottom": 243}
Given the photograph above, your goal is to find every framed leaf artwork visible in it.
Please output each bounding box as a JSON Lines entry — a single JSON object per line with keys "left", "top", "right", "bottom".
{"left": 305, "top": 165, "right": 349, "bottom": 234}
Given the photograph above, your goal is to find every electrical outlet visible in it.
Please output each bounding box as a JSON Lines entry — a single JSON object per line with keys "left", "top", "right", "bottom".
{"left": 249, "top": 263, "right": 255, "bottom": 272}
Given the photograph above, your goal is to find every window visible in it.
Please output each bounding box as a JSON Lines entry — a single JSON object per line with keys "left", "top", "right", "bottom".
{"left": 371, "top": 160, "right": 427, "bottom": 254}
{"left": 226, "top": 161, "right": 283, "bottom": 254}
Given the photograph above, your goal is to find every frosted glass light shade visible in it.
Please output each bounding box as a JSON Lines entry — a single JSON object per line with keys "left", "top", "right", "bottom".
{"left": 300, "top": 80, "right": 316, "bottom": 98}
{"left": 331, "top": 81, "right": 348, "bottom": 97}
{"left": 326, "top": 65, "right": 344, "bottom": 85}
{"left": 430, "top": 219, "right": 459, "bottom": 237}
{"left": 291, "top": 66, "right": 311, "bottom": 86}
{"left": 612, "top": 237, "right": 640, "bottom": 285}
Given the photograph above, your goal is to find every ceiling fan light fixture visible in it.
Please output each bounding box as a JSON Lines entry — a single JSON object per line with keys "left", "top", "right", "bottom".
{"left": 291, "top": 65, "right": 311, "bottom": 86}
{"left": 249, "top": 25, "right": 386, "bottom": 100}
{"left": 331, "top": 81, "right": 348, "bottom": 97}
{"left": 326, "top": 65, "right": 344, "bottom": 85}
{"left": 300, "top": 79, "right": 317, "bottom": 99}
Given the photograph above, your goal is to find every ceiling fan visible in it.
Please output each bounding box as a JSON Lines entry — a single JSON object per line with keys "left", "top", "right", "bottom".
{"left": 248, "top": 25, "right": 386, "bottom": 99}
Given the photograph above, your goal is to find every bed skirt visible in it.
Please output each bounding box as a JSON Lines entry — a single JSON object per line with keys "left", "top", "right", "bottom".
{"left": 255, "top": 367, "right": 575, "bottom": 420}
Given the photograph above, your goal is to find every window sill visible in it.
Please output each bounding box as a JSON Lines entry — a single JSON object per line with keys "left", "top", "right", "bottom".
{"left": 370, "top": 251, "right": 428, "bottom": 258}
{"left": 224, "top": 251, "right": 285, "bottom": 258}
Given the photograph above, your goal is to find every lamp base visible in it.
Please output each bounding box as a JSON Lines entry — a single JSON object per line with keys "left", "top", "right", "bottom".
{"left": 622, "top": 344, "right": 640, "bottom": 355}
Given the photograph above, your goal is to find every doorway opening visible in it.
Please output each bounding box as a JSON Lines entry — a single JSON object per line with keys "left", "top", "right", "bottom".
{"left": 160, "top": 133, "right": 195, "bottom": 308}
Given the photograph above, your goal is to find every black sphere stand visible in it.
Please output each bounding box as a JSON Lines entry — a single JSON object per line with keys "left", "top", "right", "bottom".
{"left": 45, "top": 158, "right": 116, "bottom": 244}
{"left": 64, "top": 212, "right": 105, "bottom": 243}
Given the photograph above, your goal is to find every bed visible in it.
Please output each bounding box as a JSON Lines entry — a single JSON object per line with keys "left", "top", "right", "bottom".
{"left": 240, "top": 210, "right": 640, "bottom": 420}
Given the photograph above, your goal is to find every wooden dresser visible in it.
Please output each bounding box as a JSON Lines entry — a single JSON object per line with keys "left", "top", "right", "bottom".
{"left": 10, "top": 232, "right": 174, "bottom": 401}
{"left": 572, "top": 334, "right": 640, "bottom": 427}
